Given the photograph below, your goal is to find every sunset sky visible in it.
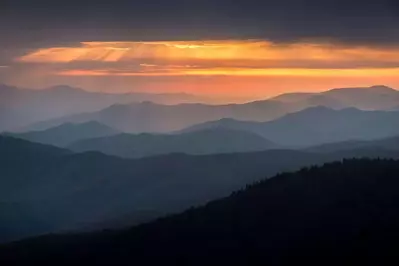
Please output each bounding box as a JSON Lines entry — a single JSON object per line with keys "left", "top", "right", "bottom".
{"left": 1, "top": 0, "right": 399, "bottom": 99}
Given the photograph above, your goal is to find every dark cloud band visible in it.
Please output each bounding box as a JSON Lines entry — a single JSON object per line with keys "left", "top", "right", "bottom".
{"left": 1, "top": 0, "right": 398, "bottom": 48}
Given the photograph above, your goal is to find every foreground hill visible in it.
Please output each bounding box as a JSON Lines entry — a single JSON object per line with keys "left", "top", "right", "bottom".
{"left": 1, "top": 136, "right": 398, "bottom": 242}
{"left": 2, "top": 159, "right": 399, "bottom": 265}
{"left": 181, "top": 107, "right": 399, "bottom": 147}
{"left": 6, "top": 121, "right": 119, "bottom": 147}
{"left": 68, "top": 128, "right": 277, "bottom": 158}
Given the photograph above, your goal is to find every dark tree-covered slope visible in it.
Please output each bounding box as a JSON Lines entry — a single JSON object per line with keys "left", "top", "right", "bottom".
{"left": 2, "top": 159, "right": 399, "bottom": 265}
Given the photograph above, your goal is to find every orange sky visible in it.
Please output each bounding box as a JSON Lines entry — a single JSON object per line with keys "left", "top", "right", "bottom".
{"left": 3, "top": 40, "right": 399, "bottom": 100}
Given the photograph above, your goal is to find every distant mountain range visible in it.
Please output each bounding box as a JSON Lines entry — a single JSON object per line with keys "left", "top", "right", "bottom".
{"left": 3, "top": 159, "right": 399, "bottom": 264}
{"left": 1, "top": 136, "right": 399, "bottom": 243}
{"left": 25, "top": 100, "right": 296, "bottom": 132}
{"left": 24, "top": 85, "right": 399, "bottom": 133}
{"left": 8, "top": 105, "right": 399, "bottom": 156}
{"left": 0, "top": 84, "right": 213, "bottom": 131}
{"left": 306, "top": 135, "right": 399, "bottom": 153}
{"left": 181, "top": 107, "right": 399, "bottom": 147}
{"left": 8, "top": 106, "right": 399, "bottom": 156}
{"left": 6, "top": 121, "right": 119, "bottom": 147}
{"left": 68, "top": 128, "right": 277, "bottom": 158}
{"left": 8, "top": 114, "right": 399, "bottom": 158}
{"left": 271, "top": 85, "right": 399, "bottom": 110}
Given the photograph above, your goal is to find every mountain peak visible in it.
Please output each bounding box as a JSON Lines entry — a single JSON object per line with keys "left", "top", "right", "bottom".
{"left": 218, "top": 118, "right": 240, "bottom": 123}
{"left": 368, "top": 85, "right": 396, "bottom": 92}
{"left": 328, "top": 85, "right": 396, "bottom": 94}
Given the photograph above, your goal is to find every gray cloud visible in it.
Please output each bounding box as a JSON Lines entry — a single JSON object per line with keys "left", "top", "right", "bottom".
{"left": 0, "top": 0, "right": 398, "bottom": 49}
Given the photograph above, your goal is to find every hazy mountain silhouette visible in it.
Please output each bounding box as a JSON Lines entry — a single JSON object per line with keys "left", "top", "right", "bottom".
{"left": 0, "top": 106, "right": 30, "bottom": 132}
{"left": 1, "top": 136, "right": 399, "bottom": 243}
{"left": 0, "top": 134, "right": 71, "bottom": 159}
{"left": 178, "top": 117, "right": 259, "bottom": 134}
{"left": 3, "top": 159, "right": 399, "bottom": 265}
{"left": 68, "top": 128, "right": 277, "bottom": 158}
{"left": 19, "top": 85, "right": 399, "bottom": 133}
{"left": 271, "top": 85, "right": 399, "bottom": 110}
{"left": 26, "top": 100, "right": 299, "bottom": 132}
{"left": 6, "top": 121, "right": 119, "bottom": 147}
{"left": 181, "top": 107, "right": 399, "bottom": 147}
{"left": 306, "top": 135, "right": 399, "bottom": 153}
{"left": 0, "top": 84, "right": 212, "bottom": 131}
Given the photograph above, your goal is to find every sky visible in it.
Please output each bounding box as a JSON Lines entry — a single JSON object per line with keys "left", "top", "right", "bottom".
{"left": 1, "top": 0, "right": 399, "bottom": 99}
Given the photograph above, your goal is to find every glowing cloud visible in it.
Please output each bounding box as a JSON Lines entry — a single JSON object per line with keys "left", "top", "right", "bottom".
{"left": 57, "top": 67, "right": 399, "bottom": 77}
{"left": 15, "top": 40, "right": 399, "bottom": 79}
{"left": 18, "top": 40, "right": 399, "bottom": 63}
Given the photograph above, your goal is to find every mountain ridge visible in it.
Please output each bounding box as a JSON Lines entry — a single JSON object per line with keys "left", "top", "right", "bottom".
{"left": 6, "top": 121, "right": 119, "bottom": 147}
{"left": 271, "top": 85, "right": 399, "bottom": 110}
{"left": 180, "top": 107, "right": 399, "bottom": 146}
{"left": 0, "top": 84, "right": 216, "bottom": 131}
{"left": 24, "top": 85, "right": 399, "bottom": 133}
{"left": 68, "top": 127, "right": 277, "bottom": 158}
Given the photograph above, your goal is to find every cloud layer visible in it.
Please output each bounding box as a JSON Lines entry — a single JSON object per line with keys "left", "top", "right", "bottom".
{"left": 1, "top": 0, "right": 399, "bottom": 97}
{"left": 15, "top": 41, "right": 399, "bottom": 77}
